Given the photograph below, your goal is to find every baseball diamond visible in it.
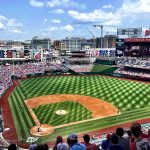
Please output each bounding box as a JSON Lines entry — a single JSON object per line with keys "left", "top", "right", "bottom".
{"left": 8, "top": 75, "right": 150, "bottom": 143}
{"left": 25, "top": 94, "right": 118, "bottom": 136}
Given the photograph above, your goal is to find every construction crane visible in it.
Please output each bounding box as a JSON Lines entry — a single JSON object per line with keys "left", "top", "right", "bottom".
{"left": 88, "top": 29, "right": 96, "bottom": 48}
{"left": 93, "top": 25, "right": 116, "bottom": 48}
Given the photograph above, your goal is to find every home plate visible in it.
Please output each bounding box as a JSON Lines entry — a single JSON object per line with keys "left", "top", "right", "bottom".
{"left": 30, "top": 124, "right": 54, "bottom": 136}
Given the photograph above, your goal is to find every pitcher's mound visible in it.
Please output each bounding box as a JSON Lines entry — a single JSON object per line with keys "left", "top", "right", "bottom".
{"left": 55, "top": 110, "right": 68, "bottom": 115}
{"left": 30, "top": 124, "right": 54, "bottom": 136}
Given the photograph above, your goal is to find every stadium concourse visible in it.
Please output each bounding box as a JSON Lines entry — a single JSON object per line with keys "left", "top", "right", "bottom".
{"left": 0, "top": 57, "right": 150, "bottom": 149}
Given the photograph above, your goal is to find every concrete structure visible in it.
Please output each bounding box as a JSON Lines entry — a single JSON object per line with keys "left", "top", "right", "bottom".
{"left": 60, "top": 37, "right": 95, "bottom": 55}
{"left": 60, "top": 37, "right": 82, "bottom": 55}
{"left": 0, "top": 45, "right": 24, "bottom": 58}
{"left": 96, "top": 35, "right": 116, "bottom": 49}
{"left": 31, "top": 36, "right": 52, "bottom": 60}
{"left": 22, "top": 40, "right": 32, "bottom": 59}
{"left": 31, "top": 36, "right": 51, "bottom": 50}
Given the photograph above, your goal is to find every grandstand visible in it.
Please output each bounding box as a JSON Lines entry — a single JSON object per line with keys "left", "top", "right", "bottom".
{"left": 0, "top": 41, "right": 150, "bottom": 149}
{"left": 115, "top": 57, "right": 150, "bottom": 81}
{"left": 1, "top": 0, "right": 150, "bottom": 148}
{"left": 64, "top": 51, "right": 91, "bottom": 65}
{"left": 0, "top": 57, "right": 149, "bottom": 150}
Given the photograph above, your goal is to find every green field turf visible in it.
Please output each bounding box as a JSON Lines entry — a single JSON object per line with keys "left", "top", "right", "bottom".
{"left": 8, "top": 75, "right": 150, "bottom": 143}
{"left": 33, "top": 101, "right": 92, "bottom": 126}
{"left": 91, "top": 65, "right": 115, "bottom": 72}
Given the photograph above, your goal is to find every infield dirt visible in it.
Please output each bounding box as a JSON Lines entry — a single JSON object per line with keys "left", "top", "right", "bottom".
{"left": 26, "top": 94, "right": 118, "bottom": 118}
{"left": 25, "top": 94, "right": 119, "bottom": 136}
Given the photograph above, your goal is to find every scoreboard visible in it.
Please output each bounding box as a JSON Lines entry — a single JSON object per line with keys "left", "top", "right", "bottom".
{"left": 116, "top": 39, "right": 125, "bottom": 56}
{"left": 117, "top": 28, "right": 142, "bottom": 37}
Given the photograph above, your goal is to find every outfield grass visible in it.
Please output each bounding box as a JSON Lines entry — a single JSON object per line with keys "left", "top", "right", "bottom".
{"left": 91, "top": 65, "right": 117, "bottom": 73}
{"left": 8, "top": 75, "right": 150, "bottom": 143}
{"left": 9, "top": 87, "right": 35, "bottom": 140}
{"left": 91, "top": 65, "right": 112, "bottom": 72}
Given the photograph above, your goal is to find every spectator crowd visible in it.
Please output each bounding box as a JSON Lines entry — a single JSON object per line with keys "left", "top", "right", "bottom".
{"left": 6, "top": 122, "right": 150, "bottom": 150}
{"left": 66, "top": 65, "right": 93, "bottom": 73}
{"left": 0, "top": 62, "right": 65, "bottom": 96}
{"left": 116, "top": 57, "right": 150, "bottom": 70}
{"left": 114, "top": 67, "right": 150, "bottom": 79}
{"left": 115, "top": 57, "right": 150, "bottom": 79}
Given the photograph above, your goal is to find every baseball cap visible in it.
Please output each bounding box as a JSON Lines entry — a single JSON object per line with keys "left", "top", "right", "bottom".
{"left": 68, "top": 133, "right": 78, "bottom": 140}
{"left": 106, "top": 134, "right": 111, "bottom": 140}
{"left": 57, "top": 136, "right": 63, "bottom": 142}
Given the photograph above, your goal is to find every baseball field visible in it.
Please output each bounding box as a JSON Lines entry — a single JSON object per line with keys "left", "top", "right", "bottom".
{"left": 8, "top": 75, "right": 150, "bottom": 143}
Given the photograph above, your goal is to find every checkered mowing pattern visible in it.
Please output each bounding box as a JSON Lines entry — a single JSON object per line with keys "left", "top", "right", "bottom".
{"left": 33, "top": 101, "right": 92, "bottom": 126}
{"left": 8, "top": 75, "right": 150, "bottom": 142}
{"left": 20, "top": 76, "right": 150, "bottom": 111}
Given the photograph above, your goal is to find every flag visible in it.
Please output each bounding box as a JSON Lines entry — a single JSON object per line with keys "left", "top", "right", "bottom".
{"left": 35, "top": 52, "right": 41, "bottom": 59}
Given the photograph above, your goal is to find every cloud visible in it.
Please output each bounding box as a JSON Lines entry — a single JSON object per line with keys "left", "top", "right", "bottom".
{"left": 44, "top": 18, "right": 48, "bottom": 22}
{"left": 68, "top": 0, "right": 150, "bottom": 26}
{"left": 68, "top": 10, "right": 120, "bottom": 25}
{"left": 9, "top": 29, "right": 22, "bottom": 34}
{"left": 102, "top": 4, "right": 113, "bottom": 9}
{"left": 51, "top": 19, "right": 61, "bottom": 23}
{"left": 47, "top": 26, "right": 58, "bottom": 32}
{"left": 61, "top": 24, "right": 74, "bottom": 32}
{"left": 48, "top": 9, "right": 65, "bottom": 14}
{"left": 55, "top": 9, "right": 64, "bottom": 14}
{"left": 29, "top": 0, "right": 86, "bottom": 9}
{"left": 7, "top": 18, "right": 23, "bottom": 27}
{"left": 0, "top": 16, "right": 23, "bottom": 32}
{"left": 0, "top": 22, "right": 4, "bottom": 30}
{"left": 114, "top": 0, "right": 150, "bottom": 25}
{"left": 29, "top": 0, "right": 44, "bottom": 7}
{"left": 43, "top": 18, "right": 48, "bottom": 24}
{"left": 46, "top": 24, "right": 74, "bottom": 33}
{"left": 117, "top": 0, "right": 150, "bottom": 15}
{"left": 0, "top": 15, "right": 7, "bottom": 21}
{"left": 46, "top": 0, "right": 86, "bottom": 9}
{"left": 0, "top": 15, "right": 7, "bottom": 30}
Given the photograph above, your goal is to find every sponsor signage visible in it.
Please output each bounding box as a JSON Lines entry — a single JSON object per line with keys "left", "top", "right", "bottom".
{"left": 125, "top": 38, "right": 150, "bottom": 42}
{"left": 117, "top": 28, "right": 142, "bottom": 37}
{"left": 116, "top": 39, "right": 125, "bottom": 50}
{"left": 145, "top": 30, "right": 150, "bottom": 36}
{"left": 116, "top": 39, "right": 125, "bottom": 56}
{"left": 116, "top": 39, "right": 125, "bottom": 47}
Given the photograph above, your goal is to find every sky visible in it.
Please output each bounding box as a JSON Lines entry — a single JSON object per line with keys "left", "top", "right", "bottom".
{"left": 0, "top": 0, "right": 150, "bottom": 40}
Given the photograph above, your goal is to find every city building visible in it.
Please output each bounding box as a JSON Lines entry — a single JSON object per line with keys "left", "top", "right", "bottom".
{"left": 0, "top": 45, "right": 24, "bottom": 58}
{"left": 96, "top": 35, "right": 116, "bottom": 49}
{"left": 60, "top": 37, "right": 82, "bottom": 55}
{"left": 31, "top": 36, "right": 51, "bottom": 50}
{"left": 60, "top": 37, "right": 95, "bottom": 55}
{"left": 22, "top": 40, "right": 32, "bottom": 59}
{"left": 31, "top": 36, "right": 52, "bottom": 60}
